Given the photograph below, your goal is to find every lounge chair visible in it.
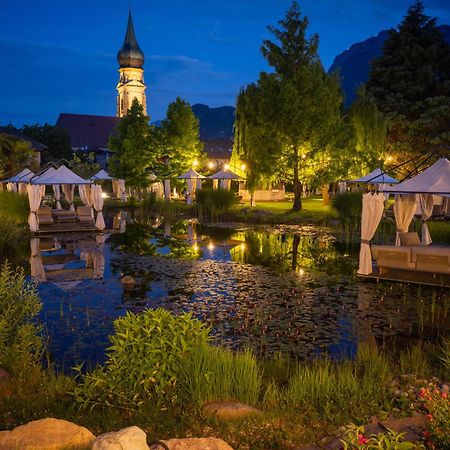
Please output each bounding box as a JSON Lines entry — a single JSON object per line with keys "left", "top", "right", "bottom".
{"left": 37, "top": 206, "right": 54, "bottom": 225}
{"left": 77, "top": 206, "right": 95, "bottom": 225}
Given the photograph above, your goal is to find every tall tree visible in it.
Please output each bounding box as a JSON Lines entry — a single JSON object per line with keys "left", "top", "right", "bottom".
{"left": 234, "top": 1, "right": 344, "bottom": 210}
{"left": 20, "top": 124, "right": 72, "bottom": 164}
{"left": 367, "top": 1, "right": 450, "bottom": 157}
{"left": 0, "top": 134, "right": 34, "bottom": 175}
{"left": 109, "top": 99, "right": 157, "bottom": 189}
{"left": 158, "top": 97, "right": 203, "bottom": 175}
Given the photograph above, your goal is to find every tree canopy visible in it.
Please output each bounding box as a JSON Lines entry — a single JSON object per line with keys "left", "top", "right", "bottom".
{"left": 367, "top": 1, "right": 450, "bottom": 158}
{"left": 0, "top": 134, "right": 34, "bottom": 176}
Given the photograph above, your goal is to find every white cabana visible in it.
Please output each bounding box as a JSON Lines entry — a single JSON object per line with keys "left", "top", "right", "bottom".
{"left": 91, "top": 169, "right": 115, "bottom": 181}
{"left": 357, "top": 192, "right": 386, "bottom": 275}
{"left": 349, "top": 168, "right": 399, "bottom": 185}
{"left": 178, "top": 168, "right": 205, "bottom": 204}
{"left": 91, "top": 184, "right": 105, "bottom": 230}
{"left": 111, "top": 178, "right": 127, "bottom": 201}
{"left": 27, "top": 184, "right": 45, "bottom": 232}
{"left": 208, "top": 169, "right": 241, "bottom": 191}
{"left": 4, "top": 168, "right": 35, "bottom": 193}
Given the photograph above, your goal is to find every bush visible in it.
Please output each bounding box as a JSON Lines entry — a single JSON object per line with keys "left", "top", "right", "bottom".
{"left": 196, "top": 189, "right": 239, "bottom": 221}
{"left": 332, "top": 191, "right": 363, "bottom": 220}
{"left": 73, "top": 308, "right": 211, "bottom": 411}
{"left": 0, "top": 191, "right": 29, "bottom": 224}
{"left": 179, "top": 345, "right": 262, "bottom": 408}
{"left": 0, "top": 262, "right": 43, "bottom": 377}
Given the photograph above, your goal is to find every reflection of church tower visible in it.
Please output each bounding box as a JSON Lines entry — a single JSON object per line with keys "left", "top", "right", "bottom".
{"left": 116, "top": 10, "right": 147, "bottom": 117}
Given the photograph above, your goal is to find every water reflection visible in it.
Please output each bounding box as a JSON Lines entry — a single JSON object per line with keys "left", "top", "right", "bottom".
{"left": 25, "top": 219, "right": 450, "bottom": 370}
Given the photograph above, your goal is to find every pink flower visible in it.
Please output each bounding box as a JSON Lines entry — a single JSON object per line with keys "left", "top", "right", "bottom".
{"left": 426, "top": 413, "right": 433, "bottom": 422}
{"left": 358, "top": 434, "right": 369, "bottom": 445}
{"left": 442, "top": 392, "right": 448, "bottom": 398}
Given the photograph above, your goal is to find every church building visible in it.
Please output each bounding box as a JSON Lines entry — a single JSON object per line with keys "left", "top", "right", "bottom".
{"left": 56, "top": 11, "right": 147, "bottom": 168}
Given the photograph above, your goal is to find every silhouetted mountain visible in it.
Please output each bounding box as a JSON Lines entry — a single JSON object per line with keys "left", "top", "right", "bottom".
{"left": 329, "top": 25, "right": 450, "bottom": 106}
{"left": 191, "top": 104, "right": 235, "bottom": 141}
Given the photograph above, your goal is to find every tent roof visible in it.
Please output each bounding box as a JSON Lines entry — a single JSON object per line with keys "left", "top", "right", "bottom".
{"left": 384, "top": 158, "right": 450, "bottom": 194}
{"left": 4, "top": 168, "right": 35, "bottom": 183}
{"left": 208, "top": 169, "right": 241, "bottom": 180}
{"left": 349, "top": 168, "right": 398, "bottom": 184}
{"left": 31, "top": 165, "right": 90, "bottom": 185}
{"left": 31, "top": 167, "right": 57, "bottom": 184}
{"left": 178, "top": 168, "right": 205, "bottom": 179}
{"left": 91, "top": 169, "right": 115, "bottom": 181}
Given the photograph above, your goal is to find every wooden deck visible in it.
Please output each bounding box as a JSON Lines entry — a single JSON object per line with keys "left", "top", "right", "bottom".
{"left": 359, "top": 266, "right": 450, "bottom": 288}
{"left": 36, "top": 223, "right": 100, "bottom": 234}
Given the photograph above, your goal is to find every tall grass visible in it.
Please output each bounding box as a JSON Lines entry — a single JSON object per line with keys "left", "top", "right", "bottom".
{"left": 179, "top": 345, "right": 262, "bottom": 408}
{"left": 0, "top": 191, "right": 29, "bottom": 224}
{"left": 399, "top": 343, "right": 430, "bottom": 377}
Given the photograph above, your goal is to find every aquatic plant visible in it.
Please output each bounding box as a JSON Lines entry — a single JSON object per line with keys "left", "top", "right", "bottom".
{"left": 196, "top": 188, "right": 239, "bottom": 222}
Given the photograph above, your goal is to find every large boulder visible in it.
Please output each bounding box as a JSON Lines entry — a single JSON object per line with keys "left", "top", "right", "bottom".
{"left": 203, "top": 402, "right": 262, "bottom": 420}
{"left": 154, "top": 437, "right": 234, "bottom": 450}
{"left": 92, "top": 426, "right": 149, "bottom": 450}
{"left": 0, "top": 418, "right": 95, "bottom": 450}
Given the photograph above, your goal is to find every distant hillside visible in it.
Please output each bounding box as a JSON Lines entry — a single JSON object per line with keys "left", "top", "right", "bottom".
{"left": 191, "top": 104, "right": 235, "bottom": 141}
{"left": 329, "top": 24, "right": 450, "bottom": 106}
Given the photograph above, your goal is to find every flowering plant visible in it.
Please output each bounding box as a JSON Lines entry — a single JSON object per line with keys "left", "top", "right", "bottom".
{"left": 340, "top": 424, "right": 422, "bottom": 449}
{"left": 419, "top": 387, "right": 449, "bottom": 449}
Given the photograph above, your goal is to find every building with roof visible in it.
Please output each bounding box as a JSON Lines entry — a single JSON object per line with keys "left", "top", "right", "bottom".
{"left": 55, "top": 11, "right": 146, "bottom": 169}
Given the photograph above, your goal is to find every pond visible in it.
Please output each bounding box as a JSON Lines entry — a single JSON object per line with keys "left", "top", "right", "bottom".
{"left": 24, "top": 215, "right": 450, "bottom": 371}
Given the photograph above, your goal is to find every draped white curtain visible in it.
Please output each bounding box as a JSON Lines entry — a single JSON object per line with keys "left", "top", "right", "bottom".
{"left": 7, "top": 182, "right": 17, "bottom": 192}
{"left": 164, "top": 179, "right": 171, "bottom": 200}
{"left": 18, "top": 183, "right": 27, "bottom": 194}
{"left": 338, "top": 181, "right": 347, "bottom": 193}
{"left": 220, "top": 179, "right": 231, "bottom": 190}
{"left": 196, "top": 178, "right": 202, "bottom": 191}
{"left": 213, "top": 179, "right": 219, "bottom": 190}
{"left": 379, "top": 183, "right": 391, "bottom": 201}
{"left": 53, "top": 185, "right": 62, "bottom": 209}
{"left": 357, "top": 192, "right": 386, "bottom": 275}
{"left": 91, "top": 184, "right": 105, "bottom": 230}
{"left": 62, "top": 184, "right": 75, "bottom": 211}
{"left": 118, "top": 179, "right": 126, "bottom": 201}
{"left": 27, "top": 184, "right": 44, "bottom": 232}
{"left": 30, "top": 238, "right": 45, "bottom": 282}
{"left": 419, "top": 193, "right": 434, "bottom": 245}
{"left": 186, "top": 179, "right": 195, "bottom": 205}
{"left": 79, "top": 184, "right": 94, "bottom": 216}
{"left": 393, "top": 194, "right": 417, "bottom": 246}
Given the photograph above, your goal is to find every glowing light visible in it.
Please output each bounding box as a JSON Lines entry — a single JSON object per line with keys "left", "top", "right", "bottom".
{"left": 207, "top": 161, "right": 215, "bottom": 170}
{"left": 386, "top": 156, "right": 393, "bottom": 163}
{"left": 224, "top": 164, "right": 230, "bottom": 170}
{"left": 193, "top": 243, "right": 199, "bottom": 251}
{"left": 101, "top": 192, "right": 109, "bottom": 199}
{"left": 298, "top": 268, "right": 305, "bottom": 276}
{"left": 241, "top": 163, "right": 247, "bottom": 171}
{"left": 240, "top": 243, "right": 246, "bottom": 251}
{"left": 301, "top": 154, "right": 306, "bottom": 159}
{"left": 207, "top": 242, "right": 215, "bottom": 251}
{"left": 193, "top": 159, "right": 199, "bottom": 167}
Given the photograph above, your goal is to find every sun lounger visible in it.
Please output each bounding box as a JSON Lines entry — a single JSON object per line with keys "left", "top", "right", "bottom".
{"left": 37, "top": 206, "right": 54, "bottom": 225}
{"left": 76, "top": 206, "right": 95, "bottom": 225}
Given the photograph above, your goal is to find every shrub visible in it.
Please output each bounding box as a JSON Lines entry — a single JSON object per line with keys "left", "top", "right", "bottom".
{"left": 420, "top": 387, "right": 449, "bottom": 449}
{"left": 332, "top": 191, "right": 363, "bottom": 220}
{"left": 0, "top": 262, "right": 43, "bottom": 377}
{"left": 0, "top": 191, "right": 29, "bottom": 224}
{"left": 439, "top": 337, "right": 450, "bottom": 380}
{"left": 73, "top": 308, "right": 211, "bottom": 411}
{"left": 179, "top": 345, "right": 262, "bottom": 408}
{"left": 196, "top": 188, "right": 238, "bottom": 221}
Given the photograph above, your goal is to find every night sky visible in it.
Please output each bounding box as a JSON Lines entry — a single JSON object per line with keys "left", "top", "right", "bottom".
{"left": 1, "top": 0, "right": 449, "bottom": 127}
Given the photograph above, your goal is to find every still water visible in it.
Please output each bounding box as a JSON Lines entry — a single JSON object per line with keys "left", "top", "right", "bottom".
{"left": 26, "top": 217, "right": 450, "bottom": 370}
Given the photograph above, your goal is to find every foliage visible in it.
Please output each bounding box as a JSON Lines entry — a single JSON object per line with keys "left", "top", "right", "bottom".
{"left": 0, "top": 133, "right": 34, "bottom": 176}
{"left": 179, "top": 345, "right": 262, "bottom": 408}
{"left": 67, "top": 154, "right": 100, "bottom": 179}
{"left": 233, "top": 2, "right": 345, "bottom": 210}
{"left": 73, "top": 309, "right": 211, "bottom": 411}
{"left": 348, "top": 86, "right": 387, "bottom": 170}
{"left": 399, "top": 344, "right": 430, "bottom": 378}
{"left": 20, "top": 123, "right": 72, "bottom": 164}
{"left": 367, "top": 1, "right": 450, "bottom": 160}
{"left": 332, "top": 192, "right": 363, "bottom": 220}
{"left": 0, "top": 263, "right": 43, "bottom": 377}
{"left": 0, "top": 191, "right": 29, "bottom": 224}
{"left": 438, "top": 337, "right": 450, "bottom": 380}
{"left": 109, "top": 99, "right": 157, "bottom": 189}
{"left": 340, "top": 424, "right": 420, "bottom": 449}
{"left": 156, "top": 97, "right": 203, "bottom": 177}
{"left": 196, "top": 188, "right": 238, "bottom": 222}
{"left": 420, "top": 387, "right": 450, "bottom": 449}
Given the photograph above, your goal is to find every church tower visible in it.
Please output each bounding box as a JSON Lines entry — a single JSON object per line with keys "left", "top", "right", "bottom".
{"left": 116, "top": 10, "right": 147, "bottom": 117}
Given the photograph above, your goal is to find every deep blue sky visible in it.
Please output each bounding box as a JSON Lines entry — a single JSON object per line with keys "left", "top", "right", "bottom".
{"left": 1, "top": 0, "right": 449, "bottom": 127}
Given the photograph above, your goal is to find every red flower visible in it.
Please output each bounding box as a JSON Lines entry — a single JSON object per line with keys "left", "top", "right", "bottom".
{"left": 358, "top": 434, "right": 369, "bottom": 445}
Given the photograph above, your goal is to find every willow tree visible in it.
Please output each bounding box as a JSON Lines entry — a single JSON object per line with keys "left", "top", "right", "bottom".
{"left": 234, "top": 1, "right": 344, "bottom": 210}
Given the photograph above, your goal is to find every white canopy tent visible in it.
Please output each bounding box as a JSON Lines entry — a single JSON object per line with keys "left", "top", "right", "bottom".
{"left": 208, "top": 169, "right": 241, "bottom": 191}
{"left": 91, "top": 169, "right": 115, "bottom": 181}
{"left": 2, "top": 168, "right": 35, "bottom": 193}
{"left": 178, "top": 168, "right": 205, "bottom": 204}
{"left": 358, "top": 158, "right": 450, "bottom": 275}
{"left": 91, "top": 169, "right": 126, "bottom": 201}
{"left": 349, "top": 168, "right": 399, "bottom": 185}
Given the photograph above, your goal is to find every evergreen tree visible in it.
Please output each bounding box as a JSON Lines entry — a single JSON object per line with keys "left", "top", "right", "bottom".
{"left": 158, "top": 97, "right": 203, "bottom": 175}
{"left": 367, "top": 1, "right": 450, "bottom": 156}
{"left": 108, "top": 99, "right": 156, "bottom": 189}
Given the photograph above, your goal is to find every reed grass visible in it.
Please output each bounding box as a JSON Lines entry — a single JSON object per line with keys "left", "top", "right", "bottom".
{"left": 399, "top": 343, "right": 430, "bottom": 377}
{"left": 0, "top": 191, "right": 29, "bottom": 224}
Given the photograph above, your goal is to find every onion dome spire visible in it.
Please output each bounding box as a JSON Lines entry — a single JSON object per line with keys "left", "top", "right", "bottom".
{"left": 117, "top": 10, "right": 144, "bottom": 69}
